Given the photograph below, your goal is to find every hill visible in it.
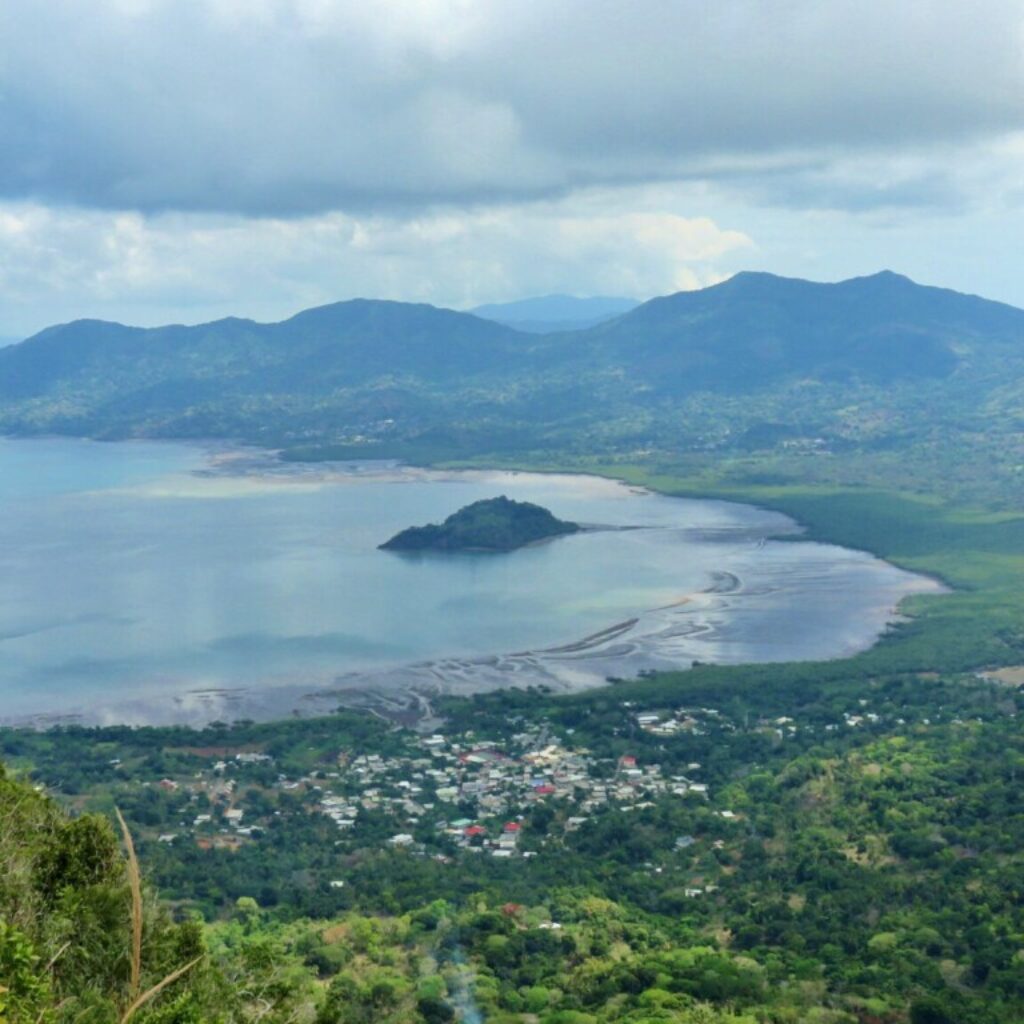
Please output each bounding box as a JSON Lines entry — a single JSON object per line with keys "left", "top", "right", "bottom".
{"left": 379, "top": 495, "right": 580, "bottom": 552}
{"left": 585, "top": 270, "right": 1024, "bottom": 389}
{"left": 2, "top": 271, "right": 1024, "bottom": 497}
{"left": 0, "top": 299, "right": 538, "bottom": 439}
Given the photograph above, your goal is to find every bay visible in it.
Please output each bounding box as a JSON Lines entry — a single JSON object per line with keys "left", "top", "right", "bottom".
{"left": 0, "top": 438, "right": 942, "bottom": 725}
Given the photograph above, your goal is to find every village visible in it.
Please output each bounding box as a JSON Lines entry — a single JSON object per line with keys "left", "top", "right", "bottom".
{"left": 137, "top": 706, "right": 742, "bottom": 858}
{"left": 4, "top": 683, "right": 930, "bottom": 911}
{"left": 78, "top": 690, "right": 913, "bottom": 900}
{"left": 316, "top": 721, "right": 711, "bottom": 859}
{"left": 131, "top": 699, "right": 848, "bottom": 869}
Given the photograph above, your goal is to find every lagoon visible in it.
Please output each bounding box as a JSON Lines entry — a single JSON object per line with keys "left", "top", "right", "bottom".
{"left": 0, "top": 439, "right": 941, "bottom": 725}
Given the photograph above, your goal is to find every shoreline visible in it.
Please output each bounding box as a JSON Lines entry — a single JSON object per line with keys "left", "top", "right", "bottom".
{"left": 0, "top": 565, "right": 940, "bottom": 734}
{"left": 0, "top": 443, "right": 947, "bottom": 732}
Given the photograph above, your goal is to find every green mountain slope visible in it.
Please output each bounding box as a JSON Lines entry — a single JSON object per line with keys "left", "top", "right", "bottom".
{"left": 584, "top": 270, "right": 1024, "bottom": 390}
{"left": 0, "top": 301, "right": 537, "bottom": 437}
{"left": 2, "top": 272, "right": 1023, "bottom": 485}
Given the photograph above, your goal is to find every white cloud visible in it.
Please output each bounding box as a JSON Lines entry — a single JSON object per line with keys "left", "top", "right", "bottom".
{"left": 0, "top": 194, "right": 753, "bottom": 334}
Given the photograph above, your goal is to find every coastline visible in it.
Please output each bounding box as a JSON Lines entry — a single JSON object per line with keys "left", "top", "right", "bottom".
{"left": 0, "top": 443, "right": 947, "bottom": 731}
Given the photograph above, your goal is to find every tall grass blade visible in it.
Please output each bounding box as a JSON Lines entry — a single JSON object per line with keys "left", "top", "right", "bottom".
{"left": 115, "top": 807, "right": 143, "bottom": 1001}
{"left": 120, "top": 956, "right": 203, "bottom": 1024}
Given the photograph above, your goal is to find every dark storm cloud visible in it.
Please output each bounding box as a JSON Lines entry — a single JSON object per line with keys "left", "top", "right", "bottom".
{"left": 1, "top": 0, "right": 1021, "bottom": 216}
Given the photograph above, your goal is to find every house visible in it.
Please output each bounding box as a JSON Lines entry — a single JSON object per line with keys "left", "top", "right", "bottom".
{"left": 389, "top": 833, "right": 415, "bottom": 846}
{"left": 464, "top": 825, "right": 487, "bottom": 838}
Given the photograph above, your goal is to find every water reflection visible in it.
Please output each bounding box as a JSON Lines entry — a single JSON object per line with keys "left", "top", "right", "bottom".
{"left": 0, "top": 440, "right": 942, "bottom": 725}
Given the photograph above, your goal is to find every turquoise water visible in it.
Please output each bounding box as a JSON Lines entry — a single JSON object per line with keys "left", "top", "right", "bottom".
{"left": 0, "top": 439, "right": 939, "bottom": 724}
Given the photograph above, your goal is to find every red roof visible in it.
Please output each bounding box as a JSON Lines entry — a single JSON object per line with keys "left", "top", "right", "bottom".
{"left": 503, "top": 822, "right": 521, "bottom": 832}
{"left": 534, "top": 785, "right": 556, "bottom": 795}
{"left": 620, "top": 756, "right": 637, "bottom": 767}
{"left": 463, "top": 825, "right": 487, "bottom": 836}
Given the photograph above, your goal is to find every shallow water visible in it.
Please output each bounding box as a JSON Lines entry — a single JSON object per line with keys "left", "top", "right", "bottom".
{"left": 0, "top": 439, "right": 942, "bottom": 725}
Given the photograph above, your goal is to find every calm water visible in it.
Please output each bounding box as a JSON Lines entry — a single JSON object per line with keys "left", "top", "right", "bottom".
{"left": 0, "top": 439, "right": 941, "bottom": 725}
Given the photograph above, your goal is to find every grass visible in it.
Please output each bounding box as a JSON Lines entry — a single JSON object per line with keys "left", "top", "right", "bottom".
{"left": 115, "top": 807, "right": 202, "bottom": 1022}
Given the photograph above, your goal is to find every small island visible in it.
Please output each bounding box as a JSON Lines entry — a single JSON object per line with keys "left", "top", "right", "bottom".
{"left": 379, "top": 495, "right": 581, "bottom": 553}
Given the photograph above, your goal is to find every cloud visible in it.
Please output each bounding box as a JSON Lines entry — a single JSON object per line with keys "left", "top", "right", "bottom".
{"left": 0, "top": 0, "right": 1021, "bottom": 216}
{"left": 0, "top": 192, "right": 752, "bottom": 333}
{"left": 1, "top": 1, "right": 1023, "bottom": 329}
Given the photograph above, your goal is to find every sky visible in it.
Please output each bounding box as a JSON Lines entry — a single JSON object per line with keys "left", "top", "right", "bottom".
{"left": 1, "top": 0, "right": 1023, "bottom": 337}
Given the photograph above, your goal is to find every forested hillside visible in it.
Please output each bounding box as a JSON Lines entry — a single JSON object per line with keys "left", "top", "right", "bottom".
{"left": 4, "top": 650, "right": 1023, "bottom": 1022}
{"left": 3, "top": 272, "right": 1024, "bottom": 503}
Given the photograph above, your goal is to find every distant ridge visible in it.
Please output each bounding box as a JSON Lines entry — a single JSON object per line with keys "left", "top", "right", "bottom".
{"left": 581, "top": 269, "right": 1024, "bottom": 390}
{"left": 471, "top": 294, "right": 639, "bottom": 333}
{"left": 1, "top": 271, "right": 1023, "bottom": 460}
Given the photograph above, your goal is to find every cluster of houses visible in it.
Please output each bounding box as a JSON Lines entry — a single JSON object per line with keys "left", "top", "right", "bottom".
{"left": 312, "top": 727, "right": 713, "bottom": 857}
{"left": 634, "top": 706, "right": 725, "bottom": 737}
{"left": 101, "top": 688, "right": 916, "bottom": 881}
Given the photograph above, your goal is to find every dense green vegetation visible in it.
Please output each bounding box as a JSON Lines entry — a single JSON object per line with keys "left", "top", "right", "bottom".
{"left": 4, "top": 656, "right": 1024, "bottom": 1021}
{"left": 3, "top": 271, "right": 1024, "bottom": 507}
{"left": 380, "top": 495, "right": 580, "bottom": 552}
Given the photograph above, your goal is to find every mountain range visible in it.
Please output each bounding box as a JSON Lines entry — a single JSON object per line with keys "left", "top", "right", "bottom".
{"left": 2, "top": 271, "right": 1023, "bottom": 473}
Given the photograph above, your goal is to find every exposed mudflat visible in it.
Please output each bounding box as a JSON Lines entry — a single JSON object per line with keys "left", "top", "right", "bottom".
{"left": 0, "top": 440, "right": 944, "bottom": 728}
